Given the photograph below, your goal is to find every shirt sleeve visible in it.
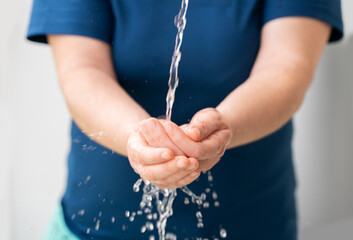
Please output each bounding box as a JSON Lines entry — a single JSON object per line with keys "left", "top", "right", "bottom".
{"left": 27, "top": 0, "right": 114, "bottom": 44}
{"left": 263, "top": 0, "right": 344, "bottom": 42}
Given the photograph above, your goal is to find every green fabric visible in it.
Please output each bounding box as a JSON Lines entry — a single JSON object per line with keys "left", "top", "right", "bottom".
{"left": 44, "top": 205, "right": 80, "bottom": 240}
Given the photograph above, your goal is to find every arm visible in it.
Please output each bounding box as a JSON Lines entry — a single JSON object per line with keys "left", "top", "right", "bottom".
{"left": 48, "top": 35, "right": 149, "bottom": 156}
{"left": 148, "top": 17, "right": 331, "bottom": 171}
{"left": 217, "top": 17, "right": 331, "bottom": 148}
{"left": 48, "top": 35, "right": 199, "bottom": 188}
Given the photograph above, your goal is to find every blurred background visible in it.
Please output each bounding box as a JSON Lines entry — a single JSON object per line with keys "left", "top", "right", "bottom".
{"left": 0, "top": 1, "right": 352, "bottom": 240}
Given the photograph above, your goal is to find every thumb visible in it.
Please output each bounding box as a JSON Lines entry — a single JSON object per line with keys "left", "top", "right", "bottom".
{"left": 186, "top": 108, "right": 223, "bottom": 142}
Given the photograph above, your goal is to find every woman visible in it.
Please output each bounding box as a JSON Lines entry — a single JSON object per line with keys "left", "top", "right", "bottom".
{"left": 27, "top": 0, "right": 343, "bottom": 239}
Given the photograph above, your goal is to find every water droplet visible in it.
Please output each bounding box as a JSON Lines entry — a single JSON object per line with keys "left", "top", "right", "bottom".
{"left": 208, "top": 175, "right": 213, "bottom": 182}
{"left": 212, "top": 192, "right": 218, "bottom": 200}
{"left": 146, "top": 221, "right": 154, "bottom": 231}
{"left": 214, "top": 201, "right": 220, "bottom": 207}
{"left": 141, "top": 225, "right": 147, "bottom": 233}
{"left": 129, "top": 216, "right": 135, "bottom": 222}
{"left": 137, "top": 210, "right": 143, "bottom": 215}
{"left": 71, "top": 214, "right": 76, "bottom": 220}
{"left": 220, "top": 228, "right": 227, "bottom": 238}
{"left": 144, "top": 208, "right": 152, "bottom": 214}
{"left": 165, "top": 232, "right": 177, "bottom": 240}
{"left": 86, "top": 228, "right": 91, "bottom": 234}
{"left": 203, "top": 202, "right": 209, "bottom": 208}
{"left": 196, "top": 211, "right": 202, "bottom": 219}
{"left": 201, "top": 193, "right": 206, "bottom": 201}
{"left": 153, "top": 213, "right": 158, "bottom": 220}
{"left": 133, "top": 179, "right": 143, "bottom": 192}
{"left": 98, "top": 211, "right": 102, "bottom": 217}
{"left": 95, "top": 220, "right": 100, "bottom": 231}
{"left": 125, "top": 211, "right": 130, "bottom": 217}
{"left": 205, "top": 188, "right": 211, "bottom": 193}
{"left": 197, "top": 222, "right": 204, "bottom": 228}
{"left": 77, "top": 209, "right": 85, "bottom": 216}
{"left": 149, "top": 235, "right": 155, "bottom": 240}
{"left": 146, "top": 213, "right": 153, "bottom": 220}
{"left": 184, "top": 197, "right": 189, "bottom": 205}
{"left": 122, "top": 224, "right": 127, "bottom": 231}
{"left": 111, "top": 217, "right": 115, "bottom": 223}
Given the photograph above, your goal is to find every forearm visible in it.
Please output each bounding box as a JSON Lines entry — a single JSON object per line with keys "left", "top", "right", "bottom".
{"left": 49, "top": 35, "right": 149, "bottom": 156}
{"left": 217, "top": 17, "right": 330, "bottom": 149}
{"left": 217, "top": 63, "right": 311, "bottom": 148}
{"left": 60, "top": 67, "right": 149, "bottom": 156}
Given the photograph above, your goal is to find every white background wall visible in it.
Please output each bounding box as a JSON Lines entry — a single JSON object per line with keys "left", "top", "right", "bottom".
{"left": 0, "top": 1, "right": 352, "bottom": 240}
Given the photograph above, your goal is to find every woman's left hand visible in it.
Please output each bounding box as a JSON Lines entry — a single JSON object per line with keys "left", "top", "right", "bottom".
{"left": 163, "top": 108, "right": 232, "bottom": 171}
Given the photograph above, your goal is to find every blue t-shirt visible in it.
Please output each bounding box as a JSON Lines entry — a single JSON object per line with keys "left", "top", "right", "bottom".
{"left": 27, "top": 1, "right": 343, "bottom": 239}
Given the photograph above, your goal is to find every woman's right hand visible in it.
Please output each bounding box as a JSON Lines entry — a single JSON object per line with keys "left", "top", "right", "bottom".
{"left": 127, "top": 119, "right": 200, "bottom": 189}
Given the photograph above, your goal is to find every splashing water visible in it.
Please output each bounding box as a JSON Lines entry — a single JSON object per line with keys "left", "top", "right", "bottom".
{"left": 130, "top": 0, "right": 227, "bottom": 239}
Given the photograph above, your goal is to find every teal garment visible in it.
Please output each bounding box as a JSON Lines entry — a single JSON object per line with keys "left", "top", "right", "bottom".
{"left": 44, "top": 204, "right": 80, "bottom": 240}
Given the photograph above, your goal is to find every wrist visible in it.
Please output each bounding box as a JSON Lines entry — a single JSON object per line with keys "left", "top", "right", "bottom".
{"left": 215, "top": 106, "right": 237, "bottom": 149}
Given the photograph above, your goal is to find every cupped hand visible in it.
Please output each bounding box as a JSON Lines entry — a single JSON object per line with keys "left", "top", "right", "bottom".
{"left": 127, "top": 119, "right": 200, "bottom": 189}
{"left": 163, "top": 108, "right": 232, "bottom": 171}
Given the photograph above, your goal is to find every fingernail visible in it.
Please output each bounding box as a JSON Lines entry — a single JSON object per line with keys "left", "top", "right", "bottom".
{"left": 161, "top": 152, "right": 172, "bottom": 161}
{"left": 177, "top": 159, "right": 187, "bottom": 169}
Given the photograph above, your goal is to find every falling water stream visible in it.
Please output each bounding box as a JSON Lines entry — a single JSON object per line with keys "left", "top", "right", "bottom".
{"left": 129, "top": 1, "right": 227, "bottom": 239}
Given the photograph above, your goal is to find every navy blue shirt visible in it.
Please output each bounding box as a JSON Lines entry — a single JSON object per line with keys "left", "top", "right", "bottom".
{"left": 28, "top": 0, "right": 343, "bottom": 239}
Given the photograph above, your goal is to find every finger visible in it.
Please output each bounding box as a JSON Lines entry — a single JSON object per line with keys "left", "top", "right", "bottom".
{"left": 141, "top": 156, "right": 198, "bottom": 182}
{"left": 162, "top": 121, "right": 209, "bottom": 159}
{"left": 128, "top": 132, "right": 174, "bottom": 165}
{"left": 186, "top": 108, "right": 225, "bottom": 141}
{"left": 163, "top": 121, "right": 230, "bottom": 160}
{"left": 154, "top": 169, "right": 201, "bottom": 189}
{"left": 157, "top": 157, "right": 199, "bottom": 185}
{"left": 140, "top": 118, "right": 185, "bottom": 156}
{"left": 198, "top": 158, "right": 221, "bottom": 171}
{"left": 197, "top": 129, "right": 231, "bottom": 158}
{"left": 179, "top": 124, "right": 189, "bottom": 133}
{"left": 174, "top": 169, "right": 201, "bottom": 188}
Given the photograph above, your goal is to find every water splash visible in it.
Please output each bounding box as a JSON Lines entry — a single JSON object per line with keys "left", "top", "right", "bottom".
{"left": 132, "top": 1, "right": 193, "bottom": 239}
{"left": 129, "top": 0, "right": 227, "bottom": 239}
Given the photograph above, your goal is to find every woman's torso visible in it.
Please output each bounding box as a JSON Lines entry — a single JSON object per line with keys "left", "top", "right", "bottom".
{"left": 62, "top": 1, "right": 297, "bottom": 239}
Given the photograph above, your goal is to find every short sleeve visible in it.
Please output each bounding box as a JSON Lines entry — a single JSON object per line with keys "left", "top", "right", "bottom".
{"left": 263, "top": 0, "right": 344, "bottom": 42}
{"left": 27, "top": 0, "right": 114, "bottom": 44}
